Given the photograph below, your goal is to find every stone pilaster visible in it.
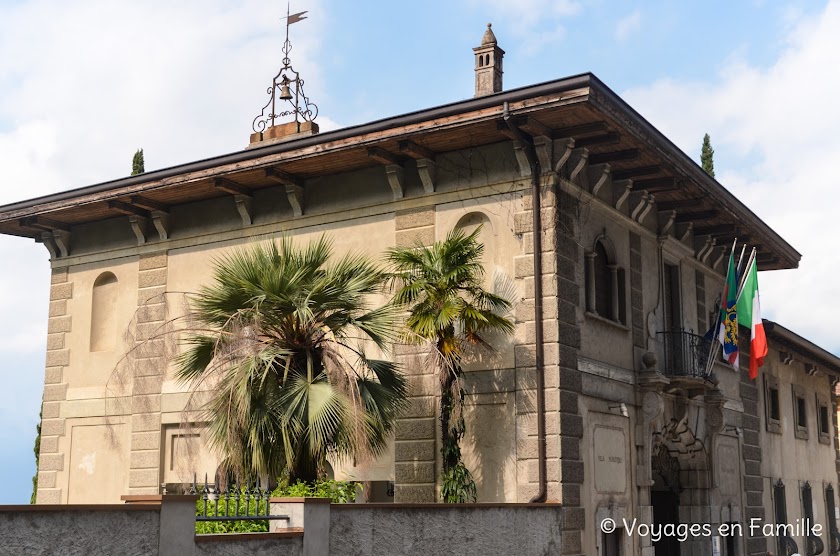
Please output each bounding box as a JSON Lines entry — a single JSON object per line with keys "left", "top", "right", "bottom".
{"left": 739, "top": 346, "right": 767, "bottom": 556}
{"left": 554, "top": 187, "right": 585, "bottom": 555}
{"left": 36, "top": 267, "right": 73, "bottom": 504}
{"left": 128, "top": 252, "right": 168, "bottom": 495}
{"left": 629, "top": 232, "right": 645, "bottom": 350}
{"left": 393, "top": 208, "right": 437, "bottom": 503}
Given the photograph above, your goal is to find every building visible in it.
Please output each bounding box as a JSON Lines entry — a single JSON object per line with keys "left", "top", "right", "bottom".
{"left": 1, "top": 24, "right": 839, "bottom": 556}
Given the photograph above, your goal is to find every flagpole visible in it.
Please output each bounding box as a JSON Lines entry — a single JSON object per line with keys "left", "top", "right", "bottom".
{"left": 737, "top": 249, "right": 757, "bottom": 299}
{"left": 703, "top": 240, "right": 737, "bottom": 377}
{"left": 736, "top": 244, "right": 747, "bottom": 275}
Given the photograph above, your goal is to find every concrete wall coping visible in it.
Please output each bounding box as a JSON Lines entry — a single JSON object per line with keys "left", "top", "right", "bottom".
{"left": 269, "top": 497, "right": 332, "bottom": 504}
{"left": 0, "top": 504, "right": 161, "bottom": 512}
{"left": 122, "top": 494, "right": 199, "bottom": 504}
{"left": 195, "top": 529, "right": 305, "bottom": 543}
{"left": 330, "top": 503, "right": 564, "bottom": 509}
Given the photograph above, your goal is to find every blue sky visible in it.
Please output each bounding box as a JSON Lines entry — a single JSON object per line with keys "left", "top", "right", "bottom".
{"left": 0, "top": 0, "right": 836, "bottom": 504}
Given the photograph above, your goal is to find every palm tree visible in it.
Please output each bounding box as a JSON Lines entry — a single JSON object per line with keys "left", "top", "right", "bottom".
{"left": 176, "top": 236, "right": 406, "bottom": 484}
{"left": 388, "top": 227, "right": 514, "bottom": 502}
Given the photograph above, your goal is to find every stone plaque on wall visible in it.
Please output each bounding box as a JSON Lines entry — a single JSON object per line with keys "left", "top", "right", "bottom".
{"left": 594, "top": 426, "right": 627, "bottom": 494}
{"left": 717, "top": 436, "right": 741, "bottom": 498}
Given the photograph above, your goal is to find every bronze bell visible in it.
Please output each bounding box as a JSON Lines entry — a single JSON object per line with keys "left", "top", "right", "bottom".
{"left": 279, "top": 81, "right": 293, "bottom": 100}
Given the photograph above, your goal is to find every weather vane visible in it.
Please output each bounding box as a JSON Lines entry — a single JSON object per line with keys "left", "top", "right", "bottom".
{"left": 252, "top": 4, "right": 319, "bottom": 134}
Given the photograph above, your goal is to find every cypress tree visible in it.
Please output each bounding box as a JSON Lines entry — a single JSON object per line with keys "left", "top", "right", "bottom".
{"left": 701, "top": 133, "right": 715, "bottom": 178}
{"left": 132, "top": 149, "right": 145, "bottom": 176}
{"left": 30, "top": 407, "right": 41, "bottom": 504}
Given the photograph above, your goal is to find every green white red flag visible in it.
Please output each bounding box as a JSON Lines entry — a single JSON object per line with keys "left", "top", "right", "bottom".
{"left": 735, "top": 256, "right": 767, "bottom": 380}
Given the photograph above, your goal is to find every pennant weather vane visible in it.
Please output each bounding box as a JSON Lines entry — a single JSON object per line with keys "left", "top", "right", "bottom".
{"left": 252, "top": 4, "right": 319, "bottom": 134}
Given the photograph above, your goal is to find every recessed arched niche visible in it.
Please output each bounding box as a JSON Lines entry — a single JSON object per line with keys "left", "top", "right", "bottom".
{"left": 455, "top": 211, "right": 494, "bottom": 286}
{"left": 90, "top": 272, "right": 118, "bottom": 352}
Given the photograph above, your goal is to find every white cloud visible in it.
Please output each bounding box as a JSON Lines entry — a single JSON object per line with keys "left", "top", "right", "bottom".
{"left": 615, "top": 10, "right": 642, "bottom": 41}
{"left": 0, "top": 0, "right": 331, "bottom": 501}
{"left": 622, "top": 0, "right": 840, "bottom": 353}
{"left": 468, "top": 0, "right": 581, "bottom": 52}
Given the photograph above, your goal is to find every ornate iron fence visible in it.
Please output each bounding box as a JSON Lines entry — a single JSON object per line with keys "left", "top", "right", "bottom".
{"left": 190, "top": 474, "right": 290, "bottom": 525}
{"left": 658, "top": 329, "right": 712, "bottom": 379}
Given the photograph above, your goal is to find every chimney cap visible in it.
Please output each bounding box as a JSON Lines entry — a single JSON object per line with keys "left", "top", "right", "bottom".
{"left": 481, "top": 23, "right": 497, "bottom": 46}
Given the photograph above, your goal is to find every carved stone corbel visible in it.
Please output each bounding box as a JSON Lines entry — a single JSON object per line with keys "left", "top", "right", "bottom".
{"left": 678, "top": 222, "right": 694, "bottom": 243}
{"left": 234, "top": 194, "right": 254, "bottom": 225}
{"left": 151, "top": 211, "right": 170, "bottom": 240}
{"left": 552, "top": 138, "right": 575, "bottom": 177}
{"left": 128, "top": 215, "right": 148, "bottom": 245}
{"left": 52, "top": 230, "right": 70, "bottom": 257}
{"left": 416, "top": 158, "right": 436, "bottom": 194}
{"left": 512, "top": 141, "right": 532, "bottom": 178}
{"left": 567, "top": 148, "right": 589, "bottom": 183}
{"left": 613, "top": 179, "right": 633, "bottom": 211}
{"left": 384, "top": 165, "right": 404, "bottom": 199}
{"left": 712, "top": 247, "right": 726, "bottom": 270}
{"left": 399, "top": 141, "right": 437, "bottom": 194}
{"left": 588, "top": 163, "right": 611, "bottom": 197}
{"left": 532, "top": 135, "right": 553, "bottom": 171}
{"left": 630, "top": 191, "right": 650, "bottom": 221}
{"left": 38, "top": 232, "right": 59, "bottom": 259}
{"left": 659, "top": 210, "right": 677, "bottom": 237}
{"left": 636, "top": 194, "right": 655, "bottom": 224}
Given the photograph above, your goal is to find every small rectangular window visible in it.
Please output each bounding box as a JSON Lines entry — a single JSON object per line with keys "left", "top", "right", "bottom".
{"left": 820, "top": 406, "right": 830, "bottom": 435}
{"left": 797, "top": 398, "right": 807, "bottom": 428}
{"left": 770, "top": 388, "right": 780, "bottom": 421}
{"left": 765, "top": 375, "right": 781, "bottom": 434}
{"left": 817, "top": 394, "right": 831, "bottom": 445}
{"left": 793, "top": 385, "right": 808, "bottom": 440}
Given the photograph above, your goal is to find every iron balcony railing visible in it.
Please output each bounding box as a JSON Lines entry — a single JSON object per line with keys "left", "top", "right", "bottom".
{"left": 190, "top": 474, "right": 290, "bottom": 525}
{"left": 657, "top": 329, "right": 713, "bottom": 379}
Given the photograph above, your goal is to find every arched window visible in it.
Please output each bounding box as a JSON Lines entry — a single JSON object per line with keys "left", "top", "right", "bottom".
{"left": 585, "top": 238, "right": 626, "bottom": 324}
{"left": 90, "top": 272, "right": 118, "bottom": 352}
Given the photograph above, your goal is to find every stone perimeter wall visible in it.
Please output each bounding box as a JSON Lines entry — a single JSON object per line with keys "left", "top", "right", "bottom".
{"left": 0, "top": 507, "right": 160, "bottom": 556}
{"left": 0, "top": 501, "right": 564, "bottom": 556}
{"left": 330, "top": 504, "right": 563, "bottom": 556}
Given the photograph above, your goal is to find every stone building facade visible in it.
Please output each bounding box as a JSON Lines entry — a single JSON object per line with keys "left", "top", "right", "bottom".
{"left": 2, "top": 28, "right": 839, "bottom": 556}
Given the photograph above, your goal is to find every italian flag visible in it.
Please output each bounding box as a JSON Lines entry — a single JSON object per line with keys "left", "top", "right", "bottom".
{"left": 735, "top": 257, "right": 767, "bottom": 380}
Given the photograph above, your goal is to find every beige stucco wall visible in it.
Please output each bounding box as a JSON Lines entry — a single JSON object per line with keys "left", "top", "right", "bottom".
{"left": 758, "top": 343, "right": 838, "bottom": 552}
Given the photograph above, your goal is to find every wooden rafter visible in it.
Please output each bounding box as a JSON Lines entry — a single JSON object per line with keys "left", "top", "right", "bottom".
{"left": 588, "top": 149, "right": 640, "bottom": 165}
{"left": 675, "top": 210, "right": 719, "bottom": 223}
{"left": 611, "top": 165, "right": 662, "bottom": 180}
{"left": 398, "top": 141, "right": 435, "bottom": 160}
{"left": 108, "top": 200, "right": 150, "bottom": 218}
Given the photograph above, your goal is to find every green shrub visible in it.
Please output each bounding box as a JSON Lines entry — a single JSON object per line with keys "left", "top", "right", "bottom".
{"left": 194, "top": 479, "right": 359, "bottom": 534}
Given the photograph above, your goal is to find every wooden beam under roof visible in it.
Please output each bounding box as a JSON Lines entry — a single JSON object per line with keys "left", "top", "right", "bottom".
{"left": 675, "top": 210, "right": 719, "bottom": 223}
{"left": 19, "top": 216, "right": 70, "bottom": 232}
{"left": 129, "top": 196, "right": 168, "bottom": 213}
{"left": 588, "top": 149, "right": 640, "bottom": 165}
{"left": 693, "top": 224, "right": 737, "bottom": 236}
{"left": 611, "top": 165, "right": 662, "bottom": 180}
{"left": 552, "top": 121, "right": 608, "bottom": 138}
{"left": 634, "top": 177, "right": 677, "bottom": 193}
{"left": 398, "top": 140, "right": 435, "bottom": 160}
{"left": 215, "top": 178, "right": 252, "bottom": 196}
{"left": 656, "top": 198, "right": 704, "bottom": 211}
{"left": 367, "top": 147, "right": 403, "bottom": 166}
{"left": 574, "top": 132, "right": 620, "bottom": 149}
{"left": 265, "top": 167, "right": 303, "bottom": 187}
{"left": 518, "top": 116, "right": 553, "bottom": 138}
{"left": 108, "top": 200, "right": 150, "bottom": 218}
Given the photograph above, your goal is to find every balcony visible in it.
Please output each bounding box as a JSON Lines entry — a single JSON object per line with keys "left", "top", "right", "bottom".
{"left": 658, "top": 329, "right": 715, "bottom": 384}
